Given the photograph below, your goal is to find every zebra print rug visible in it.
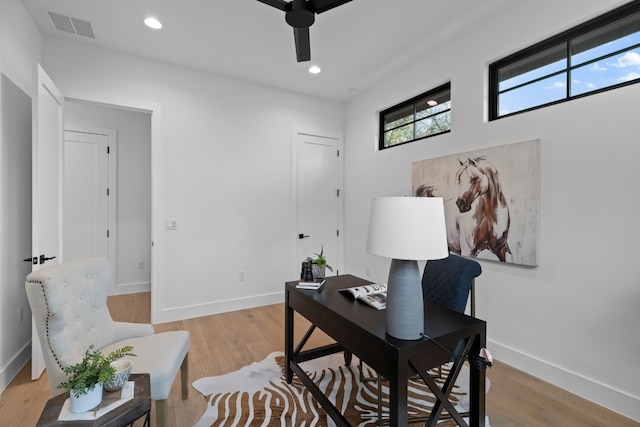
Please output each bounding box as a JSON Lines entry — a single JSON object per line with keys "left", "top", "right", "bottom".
{"left": 193, "top": 351, "right": 490, "bottom": 426}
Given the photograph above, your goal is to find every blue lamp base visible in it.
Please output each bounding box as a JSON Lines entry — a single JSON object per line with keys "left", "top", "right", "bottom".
{"left": 386, "top": 259, "right": 424, "bottom": 340}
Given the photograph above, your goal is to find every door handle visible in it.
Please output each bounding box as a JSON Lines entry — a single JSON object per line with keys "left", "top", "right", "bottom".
{"left": 23, "top": 257, "right": 37, "bottom": 264}
{"left": 39, "top": 255, "right": 56, "bottom": 264}
{"left": 298, "top": 234, "right": 310, "bottom": 239}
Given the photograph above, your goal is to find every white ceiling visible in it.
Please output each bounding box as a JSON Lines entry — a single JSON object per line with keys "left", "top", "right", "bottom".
{"left": 20, "top": 0, "right": 525, "bottom": 102}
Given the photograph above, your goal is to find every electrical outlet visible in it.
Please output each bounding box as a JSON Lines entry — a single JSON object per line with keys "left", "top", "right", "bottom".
{"left": 166, "top": 219, "right": 178, "bottom": 230}
{"left": 138, "top": 260, "right": 145, "bottom": 270}
{"left": 239, "top": 271, "right": 246, "bottom": 282}
{"left": 19, "top": 306, "right": 24, "bottom": 323}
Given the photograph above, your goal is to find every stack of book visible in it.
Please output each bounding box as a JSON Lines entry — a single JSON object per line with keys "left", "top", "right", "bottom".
{"left": 296, "top": 278, "right": 325, "bottom": 291}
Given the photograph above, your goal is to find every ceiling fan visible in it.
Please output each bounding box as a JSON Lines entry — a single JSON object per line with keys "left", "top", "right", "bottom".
{"left": 257, "top": 0, "right": 353, "bottom": 62}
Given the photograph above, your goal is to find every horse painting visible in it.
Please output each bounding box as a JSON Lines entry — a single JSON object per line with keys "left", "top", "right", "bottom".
{"left": 416, "top": 156, "right": 511, "bottom": 262}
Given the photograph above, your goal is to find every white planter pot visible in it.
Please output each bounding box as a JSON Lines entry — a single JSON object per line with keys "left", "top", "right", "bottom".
{"left": 70, "top": 384, "right": 103, "bottom": 413}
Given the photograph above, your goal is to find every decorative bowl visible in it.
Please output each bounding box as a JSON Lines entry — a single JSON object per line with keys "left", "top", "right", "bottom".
{"left": 104, "top": 359, "right": 132, "bottom": 392}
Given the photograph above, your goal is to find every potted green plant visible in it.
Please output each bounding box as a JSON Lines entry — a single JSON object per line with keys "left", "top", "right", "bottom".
{"left": 306, "top": 245, "right": 333, "bottom": 279}
{"left": 58, "top": 345, "right": 135, "bottom": 413}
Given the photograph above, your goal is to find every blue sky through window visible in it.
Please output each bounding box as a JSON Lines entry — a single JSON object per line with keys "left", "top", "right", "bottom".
{"left": 497, "top": 29, "right": 640, "bottom": 116}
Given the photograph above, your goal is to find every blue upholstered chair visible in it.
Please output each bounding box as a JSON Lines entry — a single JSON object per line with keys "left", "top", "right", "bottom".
{"left": 422, "top": 253, "right": 482, "bottom": 380}
{"left": 422, "top": 252, "right": 482, "bottom": 317}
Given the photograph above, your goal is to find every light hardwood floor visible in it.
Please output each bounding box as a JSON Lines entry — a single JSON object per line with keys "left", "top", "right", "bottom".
{"left": 0, "top": 292, "right": 636, "bottom": 427}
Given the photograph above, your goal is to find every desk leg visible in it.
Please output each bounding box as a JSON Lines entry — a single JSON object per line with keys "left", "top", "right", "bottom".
{"left": 344, "top": 350, "right": 352, "bottom": 366}
{"left": 388, "top": 362, "right": 409, "bottom": 427}
{"left": 285, "top": 288, "right": 294, "bottom": 384}
{"left": 469, "top": 333, "right": 486, "bottom": 427}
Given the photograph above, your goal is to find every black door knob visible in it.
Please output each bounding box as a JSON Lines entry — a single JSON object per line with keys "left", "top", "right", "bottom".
{"left": 39, "top": 255, "right": 56, "bottom": 264}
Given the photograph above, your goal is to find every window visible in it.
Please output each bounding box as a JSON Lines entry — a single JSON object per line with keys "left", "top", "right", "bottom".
{"left": 489, "top": 1, "right": 640, "bottom": 120}
{"left": 379, "top": 83, "right": 451, "bottom": 150}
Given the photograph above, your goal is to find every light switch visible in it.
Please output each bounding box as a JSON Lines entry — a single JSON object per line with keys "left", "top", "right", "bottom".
{"left": 166, "top": 219, "right": 178, "bottom": 230}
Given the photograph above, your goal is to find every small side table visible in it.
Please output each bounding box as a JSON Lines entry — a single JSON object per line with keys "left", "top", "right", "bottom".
{"left": 37, "top": 373, "right": 151, "bottom": 427}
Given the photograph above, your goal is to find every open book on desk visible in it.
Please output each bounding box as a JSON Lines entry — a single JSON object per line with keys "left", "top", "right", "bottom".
{"left": 339, "top": 283, "right": 387, "bottom": 310}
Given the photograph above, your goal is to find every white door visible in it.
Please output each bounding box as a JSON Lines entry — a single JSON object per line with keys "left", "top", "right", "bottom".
{"left": 296, "top": 132, "right": 343, "bottom": 276}
{"left": 63, "top": 129, "right": 116, "bottom": 282}
{"left": 30, "top": 64, "right": 64, "bottom": 379}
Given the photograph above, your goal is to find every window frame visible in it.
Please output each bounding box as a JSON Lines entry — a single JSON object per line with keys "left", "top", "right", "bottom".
{"left": 489, "top": 0, "right": 640, "bottom": 121}
{"left": 378, "top": 82, "right": 451, "bottom": 150}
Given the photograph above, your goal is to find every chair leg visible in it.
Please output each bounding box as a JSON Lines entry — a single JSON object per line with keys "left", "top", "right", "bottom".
{"left": 181, "top": 353, "right": 189, "bottom": 399}
{"left": 154, "top": 354, "right": 188, "bottom": 427}
{"left": 155, "top": 399, "right": 167, "bottom": 427}
{"left": 471, "top": 279, "right": 476, "bottom": 318}
{"left": 376, "top": 373, "right": 383, "bottom": 427}
{"left": 358, "top": 359, "right": 385, "bottom": 426}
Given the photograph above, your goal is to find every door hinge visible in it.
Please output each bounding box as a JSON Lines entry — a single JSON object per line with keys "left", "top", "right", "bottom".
{"left": 337, "top": 149, "right": 340, "bottom": 157}
{"left": 107, "top": 229, "right": 110, "bottom": 238}
{"left": 337, "top": 229, "right": 340, "bottom": 237}
{"left": 107, "top": 146, "right": 110, "bottom": 154}
{"left": 107, "top": 187, "right": 110, "bottom": 196}
{"left": 337, "top": 189, "right": 341, "bottom": 197}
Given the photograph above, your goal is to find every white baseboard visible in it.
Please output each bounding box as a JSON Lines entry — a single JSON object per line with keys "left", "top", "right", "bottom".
{"left": 152, "top": 291, "right": 284, "bottom": 324}
{"left": 488, "top": 339, "right": 640, "bottom": 423}
{"left": 0, "top": 342, "right": 31, "bottom": 394}
{"left": 111, "top": 281, "right": 151, "bottom": 296}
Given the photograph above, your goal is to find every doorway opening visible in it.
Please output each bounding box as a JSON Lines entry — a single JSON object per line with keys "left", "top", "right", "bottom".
{"left": 65, "top": 101, "right": 152, "bottom": 296}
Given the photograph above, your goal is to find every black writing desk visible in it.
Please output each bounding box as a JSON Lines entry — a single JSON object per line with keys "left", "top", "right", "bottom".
{"left": 285, "top": 274, "right": 486, "bottom": 427}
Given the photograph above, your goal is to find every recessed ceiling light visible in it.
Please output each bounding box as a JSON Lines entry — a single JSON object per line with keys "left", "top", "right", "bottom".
{"left": 308, "top": 65, "right": 321, "bottom": 74}
{"left": 144, "top": 17, "right": 162, "bottom": 30}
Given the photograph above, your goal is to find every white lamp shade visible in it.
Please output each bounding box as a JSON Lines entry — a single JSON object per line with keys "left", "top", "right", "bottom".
{"left": 366, "top": 197, "right": 449, "bottom": 261}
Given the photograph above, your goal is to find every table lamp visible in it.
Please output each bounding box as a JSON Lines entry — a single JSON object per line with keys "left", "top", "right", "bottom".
{"left": 366, "top": 197, "right": 449, "bottom": 340}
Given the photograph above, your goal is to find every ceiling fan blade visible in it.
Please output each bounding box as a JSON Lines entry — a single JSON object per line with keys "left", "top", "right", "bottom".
{"left": 257, "top": 0, "right": 289, "bottom": 11}
{"left": 312, "top": 0, "right": 352, "bottom": 14}
{"left": 293, "top": 27, "right": 311, "bottom": 62}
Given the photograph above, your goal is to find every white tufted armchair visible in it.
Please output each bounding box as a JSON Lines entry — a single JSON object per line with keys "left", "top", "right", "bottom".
{"left": 26, "top": 257, "right": 190, "bottom": 427}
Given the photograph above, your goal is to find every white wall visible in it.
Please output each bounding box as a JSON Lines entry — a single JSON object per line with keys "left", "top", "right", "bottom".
{"left": 41, "top": 37, "right": 345, "bottom": 323}
{"left": 65, "top": 101, "right": 152, "bottom": 294}
{"left": 0, "top": 0, "right": 41, "bottom": 393}
{"left": 344, "top": 0, "right": 639, "bottom": 421}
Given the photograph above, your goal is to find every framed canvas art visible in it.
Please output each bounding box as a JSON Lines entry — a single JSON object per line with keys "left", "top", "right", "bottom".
{"left": 412, "top": 139, "right": 540, "bottom": 266}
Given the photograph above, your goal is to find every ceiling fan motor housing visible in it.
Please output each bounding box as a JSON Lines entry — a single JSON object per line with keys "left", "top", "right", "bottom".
{"left": 286, "top": 0, "right": 315, "bottom": 28}
{"left": 257, "top": 0, "right": 352, "bottom": 61}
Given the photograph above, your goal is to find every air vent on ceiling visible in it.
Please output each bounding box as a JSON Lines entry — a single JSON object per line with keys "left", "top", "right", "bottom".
{"left": 47, "top": 11, "right": 95, "bottom": 39}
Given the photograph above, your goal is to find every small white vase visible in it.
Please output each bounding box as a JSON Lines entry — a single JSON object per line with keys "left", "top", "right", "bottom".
{"left": 70, "top": 383, "right": 103, "bottom": 413}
